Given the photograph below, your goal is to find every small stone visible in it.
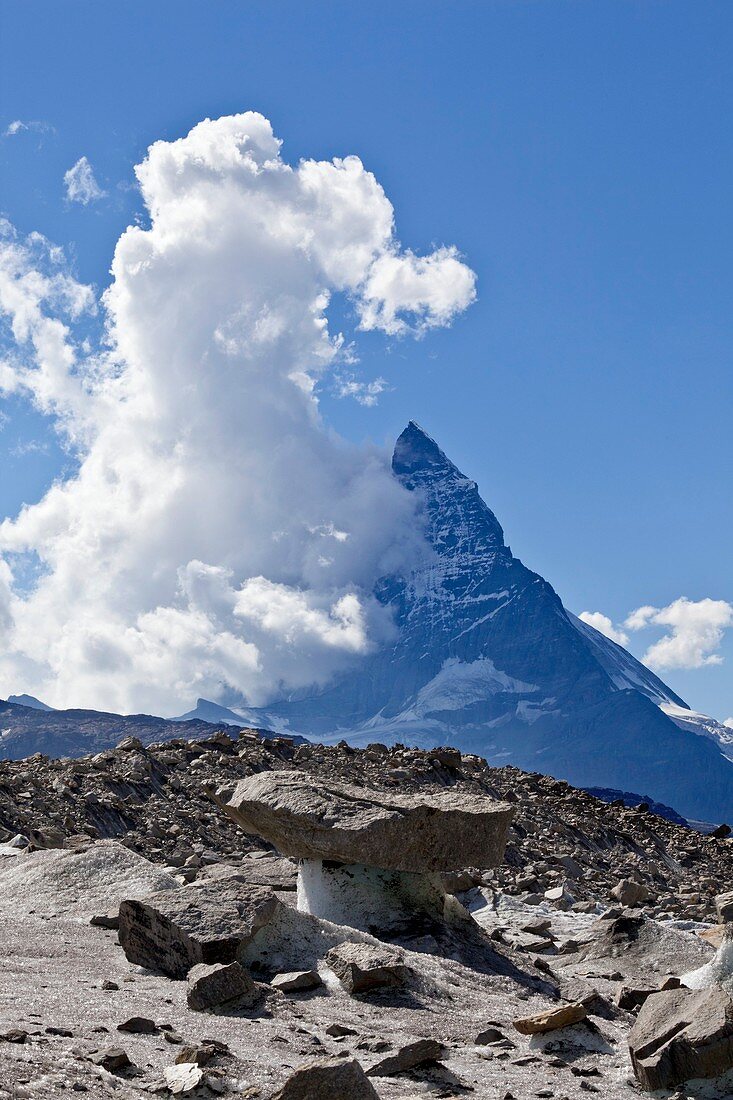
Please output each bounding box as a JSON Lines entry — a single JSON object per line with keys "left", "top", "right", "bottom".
{"left": 715, "top": 890, "right": 733, "bottom": 923}
{"left": 325, "top": 1023, "right": 357, "bottom": 1037}
{"left": 101, "top": 980, "right": 119, "bottom": 991}
{"left": 88, "top": 1047, "right": 132, "bottom": 1071}
{"left": 513, "top": 1002, "right": 587, "bottom": 1035}
{"left": 610, "top": 879, "right": 649, "bottom": 907}
{"left": 163, "top": 1063, "right": 205, "bottom": 1094}
{"left": 325, "top": 942, "right": 410, "bottom": 994}
{"left": 366, "top": 1038, "right": 445, "bottom": 1076}
{"left": 117, "top": 1016, "right": 159, "bottom": 1034}
{"left": 0, "top": 1029, "right": 28, "bottom": 1043}
{"left": 90, "top": 912, "right": 120, "bottom": 930}
{"left": 475, "top": 1027, "right": 505, "bottom": 1045}
{"left": 186, "top": 960, "right": 258, "bottom": 1012}
{"left": 270, "top": 970, "right": 322, "bottom": 993}
{"left": 175, "top": 1043, "right": 217, "bottom": 1066}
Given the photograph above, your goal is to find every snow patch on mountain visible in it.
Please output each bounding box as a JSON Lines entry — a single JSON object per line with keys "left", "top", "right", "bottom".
{"left": 412, "top": 657, "right": 538, "bottom": 715}
{"left": 660, "top": 702, "right": 733, "bottom": 762}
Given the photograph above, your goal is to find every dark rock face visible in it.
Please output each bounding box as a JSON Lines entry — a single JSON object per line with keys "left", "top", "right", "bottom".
{"left": 265, "top": 422, "right": 733, "bottom": 823}
{"left": 629, "top": 986, "right": 733, "bottom": 1090}
{"left": 185, "top": 960, "right": 258, "bottom": 1011}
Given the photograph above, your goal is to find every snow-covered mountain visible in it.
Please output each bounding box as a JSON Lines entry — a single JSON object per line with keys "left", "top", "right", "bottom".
{"left": 256, "top": 422, "right": 733, "bottom": 822}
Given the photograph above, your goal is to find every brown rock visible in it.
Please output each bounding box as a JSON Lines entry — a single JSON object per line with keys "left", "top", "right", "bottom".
{"left": 270, "top": 970, "right": 322, "bottom": 992}
{"left": 513, "top": 1002, "right": 587, "bottom": 1035}
{"left": 366, "top": 1038, "right": 445, "bottom": 1076}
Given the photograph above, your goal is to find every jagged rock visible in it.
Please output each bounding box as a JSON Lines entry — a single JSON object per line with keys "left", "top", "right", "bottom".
{"left": 629, "top": 986, "right": 733, "bottom": 1089}
{"left": 475, "top": 1026, "right": 506, "bottom": 1045}
{"left": 271, "top": 1057, "right": 379, "bottom": 1099}
{"left": 325, "top": 1023, "right": 358, "bottom": 1037}
{"left": 513, "top": 1002, "right": 587, "bottom": 1035}
{"left": 716, "top": 890, "right": 733, "bottom": 923}
{"left": 174, "top": 1042, "right": 219, "bottom": 1066}
{"left": 611, "top": 879, "right": 649, "bottom": 907}
{"left": 186, "top": 960, "right": 258, "bottom": 1011}
{"left": 325, "top": 942, "right": 410, "bottom": 994}
{"left": 163, "top": 1063, "right": 205, "bottom": 1094}
{"left": 88, "top": 1047, "right": 132, "bottom": 1070}
{"left": 366, "top": 1038, "right": 445, "bottom": 1076}
{"left": 270, "top": 970, "right": 322, "bottom": 992}
{"left": 225, "top": 770, "right": 513, "bottom": 872}
{"left": 118, "top": 875, "right": 281, "bottom": 978}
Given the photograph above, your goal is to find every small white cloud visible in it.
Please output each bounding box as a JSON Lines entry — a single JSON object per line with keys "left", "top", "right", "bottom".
{"left": 578, "top": 611, "right": 629, "bottom": 647}
{"left": 63, "top": 157, "right": 106, "bottom": 205}
{"left": 625, "top": 597, "right": 733, "bottom": 671}
{"left": 10, "top": 439, "right": 49, "bottom": 457}
{"left": 3, "top": 120, "right": 53, "bottom": 139}
{"left": 334, "top": 374, "right": 390, "bottom": 406}
{"left": 358, "top": 246, "right": 477, "bottom": 336}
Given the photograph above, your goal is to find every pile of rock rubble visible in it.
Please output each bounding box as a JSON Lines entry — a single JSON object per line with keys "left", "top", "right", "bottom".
{"left": 3, "top": 731, "right": 733, "bottom": 1096}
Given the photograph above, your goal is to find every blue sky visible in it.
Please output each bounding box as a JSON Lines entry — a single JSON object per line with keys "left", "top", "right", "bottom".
{"left": 0, "top": 0, "right": 731, "bottom": 719}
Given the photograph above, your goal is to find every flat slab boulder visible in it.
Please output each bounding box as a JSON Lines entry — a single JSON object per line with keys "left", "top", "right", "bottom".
{"left": 629, "top": 986, "right": 733, "bottom": 1090}
{"left": 118, "top": 874, "right": 281, "bottom": 978}
{"left": 513, "top": 1003, "right": 587, "bottom": 1035}
{"left": 225, "top": 770, "right": 514, "bottom": 872}
{"left": 272, "top": 1057, "right": 379, "bottom": 1099}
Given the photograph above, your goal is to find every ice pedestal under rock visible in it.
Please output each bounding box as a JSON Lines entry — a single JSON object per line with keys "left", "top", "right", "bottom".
{"left": 683, "top": 929, "right": 733, "bottom": 996}
{"left": 296, "top": 858, "right": 456, "bottom": 932}
{"left": 224, "top": 769, "right": 513, "bottom": 934}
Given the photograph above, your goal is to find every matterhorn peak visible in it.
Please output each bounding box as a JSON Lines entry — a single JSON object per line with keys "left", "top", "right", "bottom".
{"left": 392, "top": 420, "right": 461, "bottom": 486}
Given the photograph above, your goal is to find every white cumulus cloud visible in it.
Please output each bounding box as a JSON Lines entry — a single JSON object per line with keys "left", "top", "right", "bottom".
{"left": 63, "top": 156, "right": 106, "bottom": 204}
{"left": 624, "top": 597, "right": 733, "bottom": 671}
{"left": 0, "top": 112, "right": 475, "bottom": 715}
{"left": 578, "top": 611, "right": 629, "bottom": 646}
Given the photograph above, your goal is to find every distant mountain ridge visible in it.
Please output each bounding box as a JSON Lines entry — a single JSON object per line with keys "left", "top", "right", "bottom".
{"left": 250, "top": 422, "right": 733, "bottom": 822}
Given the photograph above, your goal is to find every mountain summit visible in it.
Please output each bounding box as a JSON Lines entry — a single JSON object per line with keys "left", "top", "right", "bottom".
{"left": 264, "top": 422, "right": 733, "bottom": 822}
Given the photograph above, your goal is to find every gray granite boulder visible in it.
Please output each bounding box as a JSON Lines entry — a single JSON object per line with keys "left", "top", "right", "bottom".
{"left": 629, "top": 986, "right": 733, "bottom": 1090}
{"left": 225, "top": 770, "right": 513, "bottom": 873}
{"left": 186, "top": 960, "right": 258, "bottom": 1011}
{"left": 325, "top": 942, "right": 410, "bottom": 994}
{"left": 118, "top": 874, "right": 282, "bottom": 978}
{"left": 271, "top": 1057, "right": 379, "bottom": 1099}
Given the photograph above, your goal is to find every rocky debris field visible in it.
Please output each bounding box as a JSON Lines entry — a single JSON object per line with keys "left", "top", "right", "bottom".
{"left": 2, "top": 730, "right": 732, "bottom": 924}
{"left": 2, "top": 730, "right": 733, "bottom": 1097}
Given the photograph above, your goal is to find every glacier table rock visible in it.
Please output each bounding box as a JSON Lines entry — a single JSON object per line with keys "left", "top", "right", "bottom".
{"left": 225, "top": 770, "right": 514, "bottom": 930}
